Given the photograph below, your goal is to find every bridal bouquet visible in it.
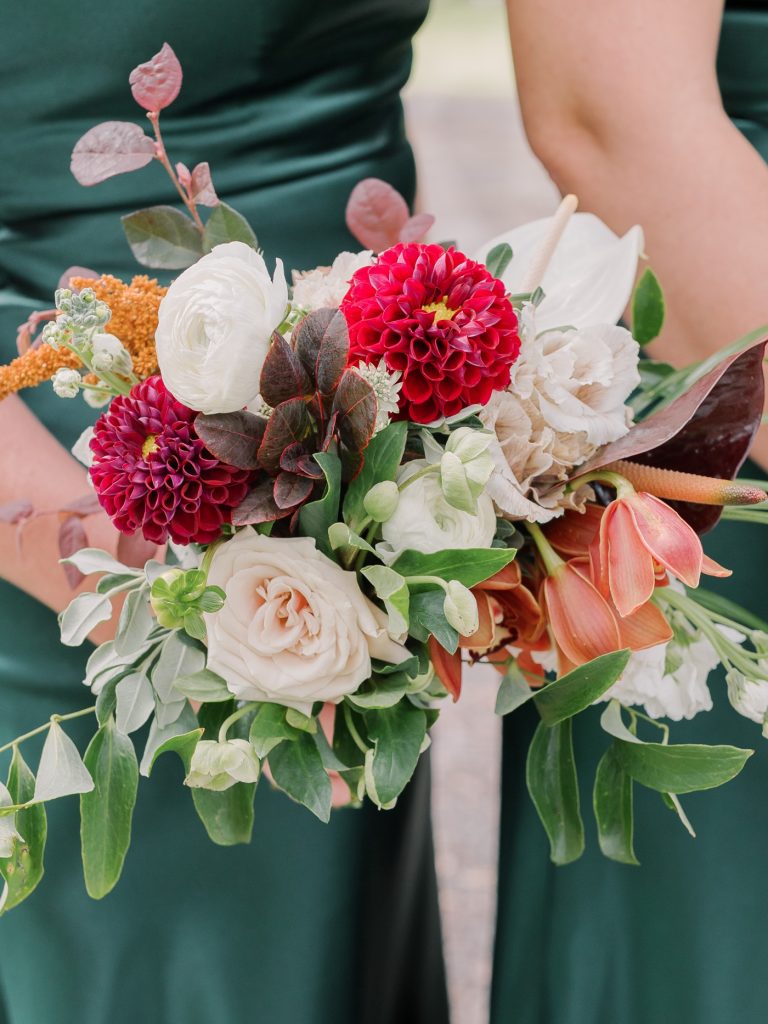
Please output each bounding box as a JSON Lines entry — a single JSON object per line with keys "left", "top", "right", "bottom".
{"left": 3, "top": 45, "right": 768, "bottom": 911}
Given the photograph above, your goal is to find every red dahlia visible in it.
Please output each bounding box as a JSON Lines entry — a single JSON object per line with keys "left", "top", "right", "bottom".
{"left": 340, "top": 242, "right": 520, "bottom": 422}
{"left": 90, "top": 376, "right": 250, "bottom": 545}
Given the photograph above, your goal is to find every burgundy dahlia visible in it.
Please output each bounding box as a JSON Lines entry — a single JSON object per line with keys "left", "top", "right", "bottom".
{"left": 340, "top": 242, "right": 520, "bottom": 423}
{"left": 90, "top": 376, "right": 250, "bottom": 545}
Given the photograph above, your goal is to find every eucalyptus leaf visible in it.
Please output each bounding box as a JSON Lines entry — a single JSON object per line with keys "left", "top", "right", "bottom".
{"left": 152, "top": 632, "right": 206, "bottom": 703}
{"left": 113, "top": 586, "right": 153, "bottom": 656}
{"left": 115, "top": 672, "right": 155, "bottom": 735}
{"left": 526, "top": 719, "right": 584, "bottom": 864}
{"left": 59, "top": 592, "right": 113, "bottom": 647}
{"left": 34, "top": 722, "right": 94, "bottom": 802}
{"left": 173, "top": 668, "right": 232, "bottom": 703}
{"left": 141, "top": 711, "right": 202, "bottom": 777}
{"left": 61, "top": 548, "right": 134, "bottom": 577}
{"left": 80, "top": 720, "right": 139, "bottom": 899}
{"left": 122, "top": 205, "right": 203, "bottom": 269}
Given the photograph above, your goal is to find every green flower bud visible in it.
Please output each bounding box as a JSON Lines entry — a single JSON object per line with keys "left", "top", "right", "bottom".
{"left": 363, "top": 480, "right": 400, "bottom": 523}
{"left": 443, "top": 580, "right": 479, "bottom": 637}
{"left": 186, "top": 739, "right": 260, "bottom": 792}
{"left": 150, "top": 567, "right": 226, "bottom": 635}
{"left": 445, "top": 426, "right": 494, "bottom": 463}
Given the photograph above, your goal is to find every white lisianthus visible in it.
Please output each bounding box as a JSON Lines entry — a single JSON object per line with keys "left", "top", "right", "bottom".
{"left": 377, "top": 460, "right": 496, "bottom": 564}
{"left": 204, "top": 531, "right": 409, "bottom": 714}
{"left": 156, "top": 241, "right": 288, "bottom": 414}
{"left": 726, "top": 670, "right": 768, "bottom": 731}
{"left": 601, "top": 634, "right": 719, "bottom": 721}
{"left": 292, "top": 250, "right": 373, "bottom": 311}
{"left": 480, "top": 320, "right": 639, "bottom": 522}
{"left": 185, "top": 739, "right": 261, "bottom": 792}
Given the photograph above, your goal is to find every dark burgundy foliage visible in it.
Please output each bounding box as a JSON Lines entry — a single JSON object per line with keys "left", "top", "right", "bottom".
{"left": 583, "top": 336, "right": 768, "bottom": 533}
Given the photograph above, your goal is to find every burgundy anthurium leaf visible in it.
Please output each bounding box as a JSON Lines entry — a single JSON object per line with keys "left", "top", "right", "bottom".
{"left": 58, "top": 517, "right": 88, "bottom": 589}
{"left": 232, "top": 479, "right": 291, "bottom": 526}
{"left": 399, "top": 212, "right": 435, "bottom": 244}
{"left": 260, "top": 333, "right": 312, "bottom": 408}
{"left": 0, "top": 500, "right": 33, "bottom": 525}
{"left": 293, "top": 308, "right": 349, "bottom": 395}
{"left": 273, "top": 471, "right": 314, "bottom": 510}
{"left": 117, "top": 531, "right": 160, "bottom": 569}
{"left": 194, "top": 411, "right": 266, "bottom": 471}
{"left": 345, "top": 178, "right": 410, "bottom": 253}
{"left": 582, "top": 334, "right": 768, "bottom": 533}
{"left": 71, "top": 122, "right": 156, "bottom": 186}
{"left": 332, "top": 369, "right": 377, "bottom": 453}
{"left": 257, "top": 398, "right": 312, "bottom": 474}
{"left": 129, "top": 43, "right": 183, "bottom": 112}
{"left": 189, "top": 162, "right": 219, "bottom": 207}
{"left": 62, "top": 493, "right": 102, "bottom": 517}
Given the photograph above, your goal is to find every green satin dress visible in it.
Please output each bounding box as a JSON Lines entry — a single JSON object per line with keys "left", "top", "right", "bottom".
{"left": 491, "top": 7, "right": 768, "bottom": 1022}
{"left": 0, "top": 4, "right": 449, "bottom": 1023}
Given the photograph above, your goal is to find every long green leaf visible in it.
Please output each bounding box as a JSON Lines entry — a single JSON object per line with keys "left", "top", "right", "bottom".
{"left": 593, "top": 744, "right": 639, "bottom": 865}
{"left": 0, "top": 749, "right": 47, "bottom": 912}
{"left": 612, "top": 741, "right": 752, "bottom": 794}
{"left": 298, "top": 451, "right": 342, "bottom": 558}
{"left": 392, "top": 547, "right": 516, "bottom": 589}
{"left": 342, "top": 421, "right": 408, "bottom": 531}
{"left": 534, "top": 650, "right": 631, "bottom": 726}
{"left": 526, "top": 719, "right": 584, "bottom": 864}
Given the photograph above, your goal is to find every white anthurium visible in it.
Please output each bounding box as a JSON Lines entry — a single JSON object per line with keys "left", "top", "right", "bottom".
{"left": 474, "top": 213, "right": 644, "bottom": 332}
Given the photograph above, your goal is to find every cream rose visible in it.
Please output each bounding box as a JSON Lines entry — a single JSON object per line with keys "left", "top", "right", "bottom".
{"left": 377, "top": 460, "right": 496, "bottom": 564}
{"left": 156, "top": 241, "right": 288, "bottom": 414}
{"left": 204, "top": 531, "right": 409, "bottom": 714}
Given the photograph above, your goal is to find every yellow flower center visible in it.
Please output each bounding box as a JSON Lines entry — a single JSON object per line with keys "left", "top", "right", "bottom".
{"left": 142, "top": 434, "right": 159, "bottom": 459}
{"left": 421, "top": 299, "right": 458, "bottom": 322}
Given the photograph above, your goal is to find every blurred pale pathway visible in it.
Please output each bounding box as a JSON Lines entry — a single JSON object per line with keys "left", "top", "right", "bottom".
{"left": 404, "top": 3, "right": 558, "bottom": 1022}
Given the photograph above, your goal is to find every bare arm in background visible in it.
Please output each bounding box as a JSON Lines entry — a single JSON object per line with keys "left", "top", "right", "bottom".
{"left": 507, "top": 0, "right": 768, "bottom": 467}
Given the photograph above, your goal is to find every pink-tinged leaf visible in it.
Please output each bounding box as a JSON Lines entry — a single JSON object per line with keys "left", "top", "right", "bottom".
{"left": 273, "top": 472, "right": 314, "bottom": 510}
{"left": 257, "top": 399, "right": 312, "bottom": 474}
{"left": 71, "top": 121, "right": 156, "bottom": 186}
{"left": 293, "top": 309, "right": 350, "bottom": 396}
{"left": 175, "top": 162, "right": 192, "bottom": 191}
{"left": 58, "top": 266, "right": 98, "bottom": 289}
{"left": 581, "top": 334, "right": 768, "bottom": 533}
{"left": 260, "top": 333, "right": 312, "bottom": 409}
{"left": 194, "top": 411, "right": 266, "bottom": 470}
{"left": 345, "top": 178, "right": 410, "bottom": 253}
{"left": 189, "top": 162, "right": 218, "bottom": 207}
{"left": 16, "top": 309, "right": 56, "bottom": 355}
{"left": 0, "top": 501, "right": 33, "bottom": 525}
{"left": 232, "top": 480, "right": 292, "bottom": 526}
{"left": 62, "top": 493, "right": 102, "bottom": 517}
{"left": 59, "top": 517, "right": 88, "bottom": 589}
{"left": 399, "top": 212, "right": 435, "bottom": 244}
{"left": 117, "top": 531, "right": 159, "bottom": 569}
{"left": 129, "top": 43, "right": 183, "bottom": 112}
{"left": 332, "top": 370, "right": 377, "bottom": 453}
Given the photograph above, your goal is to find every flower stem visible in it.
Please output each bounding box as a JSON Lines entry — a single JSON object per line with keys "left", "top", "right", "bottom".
{"left": 567, "top": 469, "right": 634, "bottom": 498}
{"left": 148, "top": 112, "right": 205, "bottom": 231}
{"left": 524, "top": 522, "right": 564, "bottom": 575}
{"left": 0, "top": 705, "right": 97, "bottom": 757}
{"left": 398, "top": 463, "right": 439, "bottom": 492}
{"left": 217, "top": 702, "right": 257, "bottom": 744}
{"left": 343, "top": 702, "right": 369, "bottom": 754}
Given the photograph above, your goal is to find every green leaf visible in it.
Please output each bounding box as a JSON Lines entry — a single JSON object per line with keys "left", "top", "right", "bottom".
{"left": 612, "top": 739, "right": 752, "bottom": 795}
{"left": 360, "top": 565, "right": 410, "bottom": 637}
{"left": 631, "top": 267, "right": 665, "bottom": 345}
{"left": 526, "top": 719, "right": 584, "bottom": 864}
{"left": 495, "top": 663, "right": 535, "bottom": 716}
{"left": 533, "top": 650, "right": 631, "bottom": 726}
{"left": 173, "top": 668, "right": 232, "bottom": 703}
{"left": 33, "top": 721, "right": 95, "bottom": 802}
{"left": 113, "top": 585, "right": 153, "bottom": 656}
{"left": 122, "top": 205, "right": 203, "bottom": 269}
{"left": 298, "top": 451, "right": 342, "bottom": 558}
{"left": 285, "top": 708, "right": 318, "bottom": 734}
{"left": 202, "top": 202, "right": 258, "bottom": 251}
{"left": 485, "top": 242, "right": 513, "bottom": 279}
{"left": 59, "top": 592, "right": 113, "bottom": 647}
{"left": 151, "top": 631, "right": 206, "bottom": 703}
{"left": 343, "top": 421, "right": 408, "bottom": 531}
{"left": 268, "top": 732, "right": 332, "bottom": 822}
{"left": 407, "top": 589, "right": 458, "bottom": 653}
{"left": 364, "top": 702, "right": 427, "bottom": 807}
{"left": 347, "top": 674, "right": 409, "bottom": 710}
{"left": 115, "top": 671, "right": 154, "bottom": 735}
{"left": 248, "top": 703, "right": 302, "bottom": 758}
{"left": 328, "top": 522, "right": 375, "bottom": 555}
{"left": 392, "top": 547, "right": 516, "bottom": 589}
{"left": 80, "top": 719, "right": 139, "bottom": 899}
{"left": 593, "top": 744, "right": 639, "bottom": 865}
{"left": 145, "top": 726, "right": 203, "bottom": 776}
{"left": 0, "top": 749, "right": 46, "bottom": 912}
{"left": 191, "top": 704, "right": 255, "bottom": 845}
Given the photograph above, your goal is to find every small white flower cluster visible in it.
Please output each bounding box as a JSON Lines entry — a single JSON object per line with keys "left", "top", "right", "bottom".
{"left": 480, "top": 307, "right": 640, "bottom": 522}
{"left": 356, "top": 359, "right": 402, "bottom": 433}
{"left": 291, "top": 250, "right": 373, "bottom": 311}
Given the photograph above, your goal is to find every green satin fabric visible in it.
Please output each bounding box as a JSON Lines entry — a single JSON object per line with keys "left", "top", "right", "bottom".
{"left": 491, "top": 11, "right": 768, "bottom": 1023}
{"left": 0, "top": 3, "right": 449, "bottom": 1023}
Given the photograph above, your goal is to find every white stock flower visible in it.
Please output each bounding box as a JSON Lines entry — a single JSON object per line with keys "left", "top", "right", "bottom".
{"left": 377, "top": 460, "right": 496, "bottom": 564}
{"left": 480, "top": 322, "right": 639, "bottom": 522}
{"left": 292, "top": 250, "right": 373, "bottom": 310}
{"left": 185, "top": 739, "right": 260, "bottom": 792}
{"left": 156, "top": 242, "right": 288, "bottom": 414}
{"left": 204, "top": 531, "right": 409, "bottom": 714}
{"left": 52, "top": 367, "right": 81, "bottom": 398}
{"left": 91, "top": 332, "right": 132, "bottom": 375}
{"left": 726, "top": 670, "right": 768, "bottom": 730}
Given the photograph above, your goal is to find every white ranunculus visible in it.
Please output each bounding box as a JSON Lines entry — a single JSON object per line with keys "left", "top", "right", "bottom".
{"left": 474, "top": 212, "right": 644, "bottom": 333}
{"left": 601, "top": 635, "right": 719, "bottom": 721}
{"left": 185, "top": 739, "right": 261, "bottom": 792}
{"left": 204, "top": 531, "right": 409, "bottom": 714}
{"left": 377, "top": 460, "right": 496, "bottom": 563}
{"left": 156, "top": 241, "right": 288, "bottom": 414}
{"left": 291, "top": 250, "right": 373, "bottom": 311}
